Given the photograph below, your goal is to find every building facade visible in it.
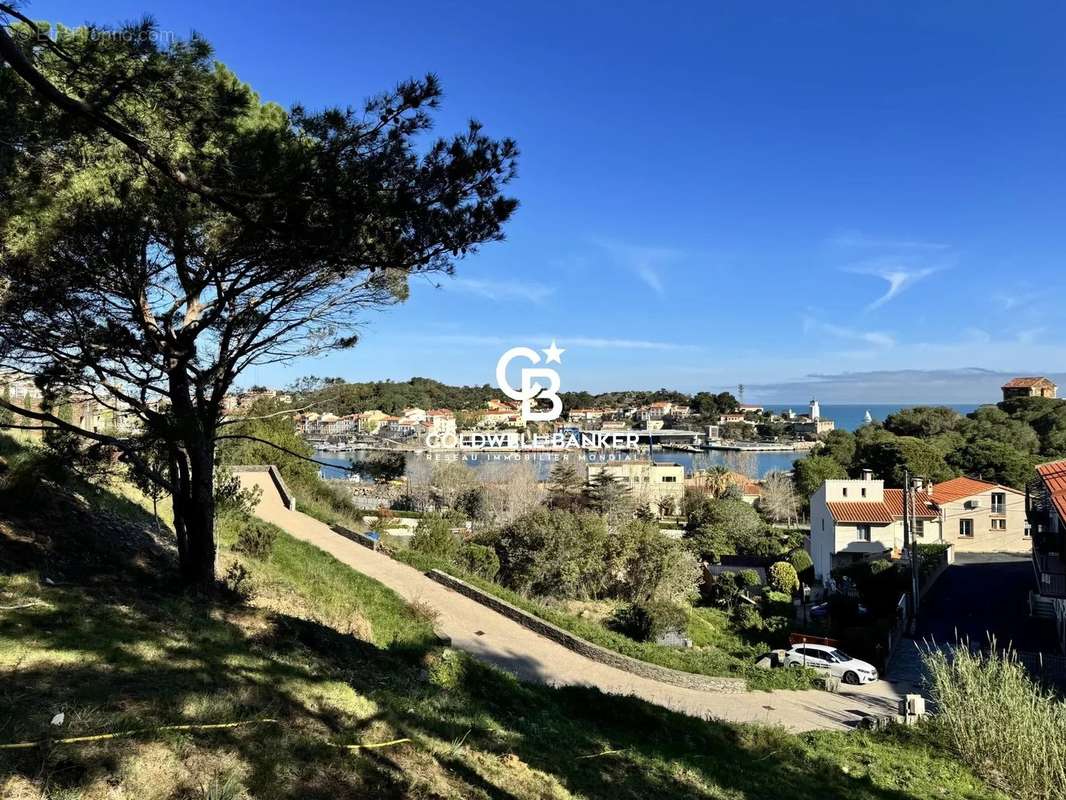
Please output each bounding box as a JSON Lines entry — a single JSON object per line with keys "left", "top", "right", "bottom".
{"left": 808, "top": 473, "right": 939, "bottom": 580}
{"left": 587, "top": 460, "right": 684, "bottom": 517}
{"left": 1002, "top": 376, "right": 1058, "bottom": 401}
{"left": 1028, "top": 459, "right": 1066, "bottom": 649}
{"left": 930, "top": 477, "right": 1029, "bottom": 553}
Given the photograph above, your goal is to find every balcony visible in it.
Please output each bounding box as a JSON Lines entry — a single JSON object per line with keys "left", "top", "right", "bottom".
{"left": 1033, "top": 550, "right": 1066, "bottom": 599}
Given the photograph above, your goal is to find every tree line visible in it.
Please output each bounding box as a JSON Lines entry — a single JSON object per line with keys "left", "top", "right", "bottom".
{"left": 793, "top": 397, "right": 1066, "bottom": 504}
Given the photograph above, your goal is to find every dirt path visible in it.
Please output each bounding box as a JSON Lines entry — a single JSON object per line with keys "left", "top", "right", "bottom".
{"left": 240, "top": 471, "right": 902, "bottom": 732}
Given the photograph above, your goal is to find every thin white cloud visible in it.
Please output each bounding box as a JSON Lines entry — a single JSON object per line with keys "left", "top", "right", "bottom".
{"left": 844, "top": 264, "right": 939, "bottom": 310}
{"left": 566, "top": 336, "right": 697, "bottom": 351}
{"left": 802, "top": 316, "right": 895, "bottom": 349}
{"left": 828, "top": 231, "right": 950, "bottom": 251}
{"left": 634, "top": 266, "right": 664, "bottom": 295}
{"left": 446, "top": 277, "right": 554, "bottom": 303}
{"left": 592, "top": 238, "right": 686, "bottom": 297}
{"left": 409, "top": 333, "right": 696, "bottom": 352}
{"left": 1015, "top": 327, "right": 1046, "bottom": 346}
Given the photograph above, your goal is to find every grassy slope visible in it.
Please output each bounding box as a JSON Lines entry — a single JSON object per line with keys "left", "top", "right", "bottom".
{"left": 0, "top": 441, "right": 999, "bottom": 798}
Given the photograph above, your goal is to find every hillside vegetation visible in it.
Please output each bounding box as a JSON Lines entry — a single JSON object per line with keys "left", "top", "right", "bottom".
{"left": 794, "top": 397, "right": 1066, "bottom": 497}
{"left": 0, "top": 435, "right": 1002, "bottom": 799}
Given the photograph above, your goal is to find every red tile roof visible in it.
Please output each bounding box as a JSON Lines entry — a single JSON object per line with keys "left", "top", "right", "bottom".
{"left": 1002, "top": 376, "right": 1057, "bottom": 389}
{"left": 826, "top": 501, "right": 894, "bottom": 524}
{"left": 884, "top": 488, "right": 938, "bottom": 519}
{"left": 827, "top": 489, "right": 936, "bottom": 524}
{"left": 1037, "top": 460, "right": 1066, "bottom": 522}
{"left": 931, "top": 476, "right": 1019, "bottom": 505}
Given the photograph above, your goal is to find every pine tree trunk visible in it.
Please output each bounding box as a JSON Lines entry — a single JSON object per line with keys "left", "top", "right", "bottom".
{"left": 181, "top": 441, "right": 216, "bottom": 590}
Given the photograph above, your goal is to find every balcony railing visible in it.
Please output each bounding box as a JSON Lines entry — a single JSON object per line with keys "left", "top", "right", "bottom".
{"left": 1033, "top": 550, "right": 1066, "bottom": 599}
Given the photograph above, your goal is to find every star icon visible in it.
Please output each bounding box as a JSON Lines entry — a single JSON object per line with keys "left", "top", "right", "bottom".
{"left": 542, "top": 339, "right": 565, "bottom": 364}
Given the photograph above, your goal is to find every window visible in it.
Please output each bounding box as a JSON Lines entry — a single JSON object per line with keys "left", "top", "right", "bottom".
{"left": 915, "top": 519, "right": 925, "bottom": 537}
{"left": 842, "top": 487, "right": 848, "bottom": 498}
{"left": 991, "top": 518, "right": 1006, "bottom": 531}
{"left": 991, "top": 492, "right": 1006, "bottom": 516}
{"left": 661, "top": 475, "right": 677, "bottom": 483}
{"left": 856, "top": 524, "right": 871, "bottom": 542}
{"left": 861, "top": 487, "right": 867, "bottom": 498}
{"left": 959, "top": 519, "right": 974, "bottom": 538}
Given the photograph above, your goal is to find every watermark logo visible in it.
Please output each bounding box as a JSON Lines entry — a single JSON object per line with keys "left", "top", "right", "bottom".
{"left": 495, "top": 340, "right": 565, "bottom": 422}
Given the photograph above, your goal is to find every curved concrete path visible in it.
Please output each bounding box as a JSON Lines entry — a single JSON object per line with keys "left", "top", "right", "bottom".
{"left": 240, "top": 472, "right": 902, "bottom": 732}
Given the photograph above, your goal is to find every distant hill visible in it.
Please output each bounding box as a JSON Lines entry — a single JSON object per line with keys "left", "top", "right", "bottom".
{"left": 290, "top": 377, "right": 506, "bottom": 415}
{"left": 287, "top": 377, "right": 739, "bottom": 418}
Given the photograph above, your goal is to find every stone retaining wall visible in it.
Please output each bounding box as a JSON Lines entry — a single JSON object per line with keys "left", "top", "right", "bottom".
{"left": 229, "top": 465, "right": 297, "bottom": 511}
{"left": 426, "top": 569, "right": 747, "bottom": 694}
{"left": 330, "top": 524, "right": 379, "bottom": 551}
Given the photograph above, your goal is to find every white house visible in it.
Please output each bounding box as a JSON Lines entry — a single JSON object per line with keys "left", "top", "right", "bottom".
{"left": 808, "top": 471, "right": 939, "bottom": 580}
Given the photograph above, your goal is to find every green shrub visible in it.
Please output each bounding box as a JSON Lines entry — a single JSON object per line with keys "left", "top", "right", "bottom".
{"left": 608, "top": 600, "right": 688, "bottom": 643}
{"left": 788, "top": 548, "right": 814, "bottom": 582}
{"left": 738, "top": 568, "right": 762, "bottom": 588}
{"left": 411, "top": 514, "right": 461, "bottom": 561}
{"left": 733, "top": 604, "right": 763, "bottom": 631}
{"left": 219, "top": 561, "right": 254, "bottom": 603}
{"left": 457, "top": 543, "right": 500, "bottom": 580}
{"left": 768, "top": 561, "right": 799, "bottom": 594}
{"left": 426, "top": 648, "right": 468, "bottom": 689}
{"left": 762, "top": 589, "right": 793, "bottom": 618}
{"left": 233, "top": 520, "right": 278, "bottom": 560}
{"left": 925, "top": 643, "right": 1066, "bottom": 800}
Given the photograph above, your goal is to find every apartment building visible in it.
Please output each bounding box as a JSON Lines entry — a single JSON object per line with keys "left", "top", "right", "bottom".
{"left": 1028, "top": 459, "right": 1066, "bottom": 649}
{"left": 809, "top": 472, "right": 1030, "bottom": 580}
{"left": 930, "top": 477, "right": 1028, "bottom": 553}
{"left": 587, "top": 460, "right": 684, "bottom": 517}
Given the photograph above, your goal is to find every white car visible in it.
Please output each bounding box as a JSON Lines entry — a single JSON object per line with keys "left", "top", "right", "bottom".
{"left": 784, "top": 644, "right": 879, "bottom": 685}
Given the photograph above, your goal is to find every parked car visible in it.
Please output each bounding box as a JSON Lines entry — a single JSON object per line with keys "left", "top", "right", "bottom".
{"left": 784, "top": 644, "right": 878, "bottom": 684}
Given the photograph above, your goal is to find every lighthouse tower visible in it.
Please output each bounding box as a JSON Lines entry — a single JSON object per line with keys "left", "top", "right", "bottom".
{"left": 809, "top": 399, "right": 821, "bottom": 420}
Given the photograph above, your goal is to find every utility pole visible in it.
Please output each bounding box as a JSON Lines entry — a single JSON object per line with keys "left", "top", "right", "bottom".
{"left": 903, "top": 469, "right": 915, "bottom": 631}
{"left": 902, "top": 469, "right": 921, "bottom": 632}
{"left": 910, "top": 476, "right": 922, "bottom": 625}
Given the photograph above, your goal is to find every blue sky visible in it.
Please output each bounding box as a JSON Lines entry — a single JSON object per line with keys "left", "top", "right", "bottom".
{"left": 34, "top": 1, "right": 1066, "bottom": 400}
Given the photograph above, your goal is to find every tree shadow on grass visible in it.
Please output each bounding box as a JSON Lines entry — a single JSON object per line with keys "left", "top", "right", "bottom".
{"left": 0, "top": 471, "right": 997, "bottom": 799}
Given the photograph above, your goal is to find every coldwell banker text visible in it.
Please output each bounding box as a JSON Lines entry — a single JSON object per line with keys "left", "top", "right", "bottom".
{"left": 424, "top": 431, "right": 640, "bottom": 451}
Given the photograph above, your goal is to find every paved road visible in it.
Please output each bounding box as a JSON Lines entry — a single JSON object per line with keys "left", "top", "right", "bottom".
{"left": 916, "top": 553, "right": 1055, "bottom": 652}
{"left": 239, "top": 471, "right": 902, "bottom": 732}
{"left": 887, "top": 552, "right": 1062, "bottom": 694}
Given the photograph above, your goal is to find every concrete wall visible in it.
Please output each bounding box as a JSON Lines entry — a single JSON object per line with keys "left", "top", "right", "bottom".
{"left": 229, "top": 465, "right": 296, "bottom": 510}
{"left": 426, "top": 570, "right": 746, "bottom": 693}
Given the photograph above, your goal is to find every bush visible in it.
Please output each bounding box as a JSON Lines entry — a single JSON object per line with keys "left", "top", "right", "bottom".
{"left": 608, "top": 600, "right": 688, "bottom": 643}
{"left": 787, "top": 549, "right": 814, "bottom": 583}
{"left": 425, "top": 648, "right": 468, "bottom": 689}
{"left": 925, "top": 643, "right": 1066, "bottom": 800}
{"left": 737, "top": 568, "right": 762, "bottom": 588}
{"left": 233, "top": 521, "right": 278, "bottom": 560}
{"left": 733, "top": 604, "right": 763, "bottom": 631}
{"left": 219, "top": 561, "right": 254, "bottom": 603}
{"left": 411, "top": 514, "right": 461, "bottom": 561}
{"left": 768, "top": 561, "right": 799, "bottom": 594}
{"left": 457, "top": 543, "right": 500, "bottom": 581}
{"left": 621, "top": 520, "right": 701, "bottom": 605}
{"left": 762, "top": 590, "right": 793, "bottom": 618}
